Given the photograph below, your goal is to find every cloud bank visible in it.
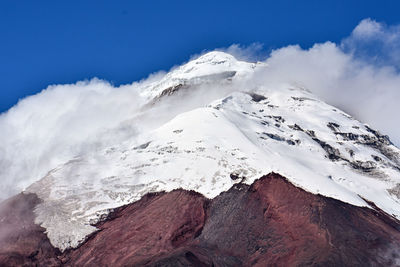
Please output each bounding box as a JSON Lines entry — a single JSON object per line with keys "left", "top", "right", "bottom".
{"left": 248, "top": 18, "right": 400, "bottom": 147}
{"left": 0, "top": 18, "right": 399, "bottom": 199}
{"left": 0, "top": 76, "right": 157, "bottom": 198}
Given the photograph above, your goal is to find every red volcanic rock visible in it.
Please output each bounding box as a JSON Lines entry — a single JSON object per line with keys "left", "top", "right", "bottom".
{"left": 63, "top": 190, "right": 208, "bottom": 266}
{"left": 189, "top": 174, "right": 400, "bottom": 266}
{"left": 0, "top": 193, "right": 61, "bottom": 266}
{"left": 1, "top": 173, "right": 400, "bottom": 266}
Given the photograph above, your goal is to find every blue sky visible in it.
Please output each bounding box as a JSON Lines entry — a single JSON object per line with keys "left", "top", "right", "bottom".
{"left": 1, "top": 0, "right": 400, "bottom": 112}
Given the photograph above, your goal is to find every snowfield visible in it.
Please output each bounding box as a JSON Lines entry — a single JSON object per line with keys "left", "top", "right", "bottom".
{"left": 25, "top": 51, "right": 400, "bottom": 251}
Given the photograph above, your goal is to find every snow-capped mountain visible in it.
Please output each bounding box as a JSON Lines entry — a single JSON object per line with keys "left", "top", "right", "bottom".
{"left": 20, "top": 51, "right": 400, "bottom": 252}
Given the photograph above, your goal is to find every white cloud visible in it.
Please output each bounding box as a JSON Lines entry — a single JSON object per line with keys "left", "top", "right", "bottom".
{"left": 221, "top": 43, "right": 266, "bottom": 62}
{"left": 352, "top": 18, "right": 383, "bottom": 38}
{"left": 0, "top": 77, "right": 152, "bottom": 198}
{"left": 342, "top": 18, "right": 400, "bottom": 68}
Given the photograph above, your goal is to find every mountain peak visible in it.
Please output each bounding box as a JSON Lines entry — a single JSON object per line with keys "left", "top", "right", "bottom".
{"left": 191, "top": 51, "right": 238, "bottom": 65}
{"left": 4, "top": 51, "right": 400, "bottom": 253}
{"left": 140, "top": 50, "right": 260, "bottom": 99}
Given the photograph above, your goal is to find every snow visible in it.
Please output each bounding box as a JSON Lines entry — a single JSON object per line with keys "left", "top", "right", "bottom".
{"left": 25, "top": 51, "right": 400, "bottom": 251}
{"left": 139, "top": 51, "right": 262, "bottom": 100}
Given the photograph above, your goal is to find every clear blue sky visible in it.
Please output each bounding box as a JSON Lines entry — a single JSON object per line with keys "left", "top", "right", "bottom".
{"left": 1, "top": 0, "right": 399, "bottom": 112}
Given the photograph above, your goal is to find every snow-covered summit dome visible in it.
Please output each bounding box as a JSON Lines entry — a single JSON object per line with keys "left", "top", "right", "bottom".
{"left": 140, "top": 51, "right": 263, "bottom": 99}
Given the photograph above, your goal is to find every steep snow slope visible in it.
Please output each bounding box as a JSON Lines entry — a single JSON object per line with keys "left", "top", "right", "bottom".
{"left": 25, "top": 51, "right": 400, "bottom": 251}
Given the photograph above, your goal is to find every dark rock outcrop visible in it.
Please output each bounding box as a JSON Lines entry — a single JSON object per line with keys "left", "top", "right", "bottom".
{"left": 0, "top": 193, "right": 61, "bottom": 266}
{"left": 1, "top": 173, "right": 400, "bottom": 266}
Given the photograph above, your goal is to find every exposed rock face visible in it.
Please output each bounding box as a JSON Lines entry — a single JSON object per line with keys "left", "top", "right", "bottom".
{"left": 0, "top": 193, "right": 61, "bottom": 266}
{"left": 1, "top": 173, "right": 400, "bottom": 266}
{"left": 63, "top": 190, "right": 208, "bottom": 266}
{"left": 194, "top": 174, "right": 400, "bottom": 266}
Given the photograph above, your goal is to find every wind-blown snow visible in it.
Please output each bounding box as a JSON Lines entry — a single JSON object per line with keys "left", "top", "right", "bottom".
{"left": 23, "top": 51, "right": 400, "bottom": 251}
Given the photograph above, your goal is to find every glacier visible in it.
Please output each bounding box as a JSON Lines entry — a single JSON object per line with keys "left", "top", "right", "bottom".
{"left": 22, "top": 51, "right": 400, "bottom": 251}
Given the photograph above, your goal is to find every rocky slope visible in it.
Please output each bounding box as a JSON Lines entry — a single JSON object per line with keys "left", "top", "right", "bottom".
{"left": 0, "top": 193, "right": 60, "bottom": 266}
{"left": 1, "top": 173, "right": 400, "bottom": 266}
